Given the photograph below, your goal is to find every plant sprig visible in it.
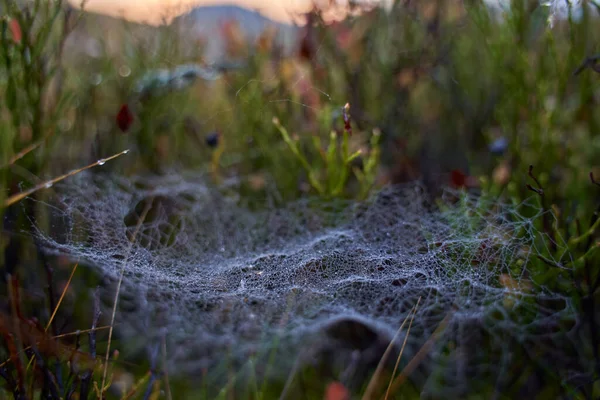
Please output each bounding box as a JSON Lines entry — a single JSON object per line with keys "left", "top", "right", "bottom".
{"left": 273, "top": 103, "right": 378, "bottom": 199}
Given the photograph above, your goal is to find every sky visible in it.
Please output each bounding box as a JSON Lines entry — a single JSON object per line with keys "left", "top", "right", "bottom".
{"left": 68, "top": 1, "right": 577, "bottom": 27}
{"left": 69, "top": 0, "right": 367, "bottom": 25}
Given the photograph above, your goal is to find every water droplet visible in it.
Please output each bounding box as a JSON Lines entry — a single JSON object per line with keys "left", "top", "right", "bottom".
{"left": 58, "top": 118, "right": 72, "bottom": 132}
{"left": 44, "top": 182, "right": 53, "bottom": 189}
{"left": 97, "top": 159, "right": 106, "bottom": 166}
{"left": 119, "top": 65, "right": 131, "bottom": 77}
{"left": 123, "top": 149, "right": 130, "bottom": 154}
{"left": 90, "top": 73, "right": 103, "bottom": 86}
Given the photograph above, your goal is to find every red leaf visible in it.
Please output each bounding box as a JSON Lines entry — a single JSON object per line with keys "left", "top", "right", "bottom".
{"left": 324, "top": 381, "right": 349, "bottom": 400}
{"left": 9, "top": 19, "right": 21, "bottom": 43}
{"left": 450, "top": 169, "right": 466, "bottom": 188}
{"left": 116, "top": 104, "right": 133, "bottom": 132}
{"left": 450, "top": 169, "right": 480, "bottom": 189}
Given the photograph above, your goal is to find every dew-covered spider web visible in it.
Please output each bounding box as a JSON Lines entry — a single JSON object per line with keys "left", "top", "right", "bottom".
{"left": 35, "top": 172, "right": 579, "bottom": 397}
{"left": 44, "top": 2, "right": 590, "bottom": 395}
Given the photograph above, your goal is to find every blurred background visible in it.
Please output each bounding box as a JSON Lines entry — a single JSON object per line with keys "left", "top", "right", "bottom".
{"left": 70, "top": 0, "right": 387, "bottom": 24}
{"left": 1, "top": 0, "right": 600, "bottom": 398}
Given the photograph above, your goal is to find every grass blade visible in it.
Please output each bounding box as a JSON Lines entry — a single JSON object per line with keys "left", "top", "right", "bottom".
{"left": 3, "top": 149, "right": 130, "bottom": 208}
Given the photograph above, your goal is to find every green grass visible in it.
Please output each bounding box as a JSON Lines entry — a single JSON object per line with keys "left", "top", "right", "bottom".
{"left": 1, "top": 0, "right": 600, "bottom": 398}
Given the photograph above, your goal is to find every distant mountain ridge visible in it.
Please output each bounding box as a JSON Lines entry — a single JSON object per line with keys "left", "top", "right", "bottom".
{"left": 171, "top": 4, "right": 297, "bottom": 34}
{"left": 171, "top": 5, "right": 300, "bottom": 61}
{"left": 62, "top": 4, "right": 301, "bottom": 64}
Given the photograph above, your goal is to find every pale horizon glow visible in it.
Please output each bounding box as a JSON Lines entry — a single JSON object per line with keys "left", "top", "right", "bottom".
{"left": 69, "top": 1, "right": 574, "bottom": 27}
{"left": 69, "top": 0, "right": 379, "bottom": 25}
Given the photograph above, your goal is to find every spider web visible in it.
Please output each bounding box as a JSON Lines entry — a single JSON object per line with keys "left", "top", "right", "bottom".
{"left": 42, "top": 1, "right": 587, "bottom": 396}
{"left": 35, "top": 171, "right": 577, "bottom": 396}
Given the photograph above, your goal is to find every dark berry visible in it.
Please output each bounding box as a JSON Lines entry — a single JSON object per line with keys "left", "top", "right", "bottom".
{"left": 205, "top": 131, "right": 220, "bottom": 148}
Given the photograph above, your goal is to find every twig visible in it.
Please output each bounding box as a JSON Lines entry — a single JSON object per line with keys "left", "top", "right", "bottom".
{"left": 362, "top": 298, "right": 420, "bottom": 400}
{"left": 45, "top": 263, "right": 78, "bottom": 333}
{"left": 384, "top": 298, "right": 420, "bottom": 400}
{"left": 121, "top": 370, "right": 151, "bottom": 400}
{"left": 382, "top": 310, "right": 452, "bottom": 399}
{"left": 22, "top": 262, "right": 80, "bottom": 381}
{"left": 80, "top": 287, "right": 101, "bottom": 400}
{"left": 30, "top": 346, "right": 60, "bottom": 399}
{"left": 7, "top": 274, "right": 26, "bottom": 396}
{"left": 161, "top": 334, "right": 172, "bottom": 400}
{"left": 525, "top": 165, "right": 543, "bottom": 196}
{"left": 535, "top": 254, "right": 568, "bottom": 270}
{"left": 0, "top": 325, "right": 111, "bottom": 369}
{"left": 38, "top": 239, "right": 58, "bottom": 339}
{"left": 0, "top": 134, "right": 48, "bottom": 169}
{"left": 3, "top": 149, "right": 130, "bottom": 208}
{"left": 526, "top": 165, "right": 558, "bottom": 252}
{"left": 278, "top": 353, "right": 303, "bottom": 400}
{"left": 573, "top": 54, "right": 600, "bottom": 76}
{"left": 101, "top": 197, "right": 152, "bottom": 397}
{"left": 54, "top": 325, "right": 110, "bottom": 340}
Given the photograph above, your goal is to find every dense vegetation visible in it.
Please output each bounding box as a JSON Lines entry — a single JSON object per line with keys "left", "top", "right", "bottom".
{"left": 1, "top": 0, "right": 599, "bottom": 398}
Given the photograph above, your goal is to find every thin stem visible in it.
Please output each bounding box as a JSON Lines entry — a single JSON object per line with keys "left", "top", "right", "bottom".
{"left": 100, "top": 197, "right": 152, "bottom": 397}
{"left": 3, "top": 149, "right": 129, "bottom": 208}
